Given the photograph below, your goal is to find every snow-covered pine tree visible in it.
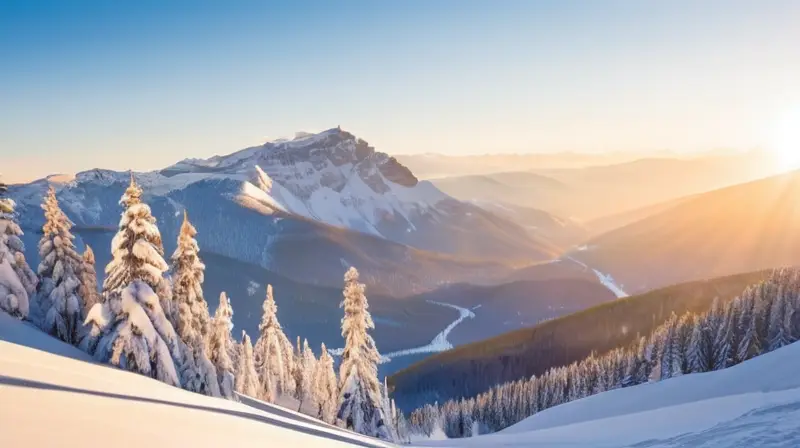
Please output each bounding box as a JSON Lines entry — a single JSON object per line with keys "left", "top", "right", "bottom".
{"left": 622, "top": 336, "right": 650, "bottom": 387}
{"left": 84, "top": 178, "right": 183, "bottom": 385}
{"left": 686, "top": 315, "right": 706, "bottom": 373}
{"left": 293, "top": 336, "right": 305, "bottom": 408}
{"left": 170, "top": 211, "right": 220, "bottom": 397}
{"left": 103, "top": 173, "right": 174, "bottom": 321}
{"left": 208, "top": 292, "right": 236, "bottom": 399}
{"left": 36, "top": 187, "right": 85, "bottom": 344}
{"left": 336, "top": 267, "right": 391, "bottom": 440}
{"left": 0, "top": 180, "right": 38, "bottom": 319}
{"left": 737, "top": 289, "right": 761, "bottom": 362}
{"left": 768, "top": 286, "right": 793, "bottom": 351}
{"left": 88, "top": 280, "right": 181, "bottom": 386}
{"left": 394, "top": 399, "right": 411, "bottom": 443}
{"left": 688, "top": 304, "right": 717, "bottom": 373}
{"left": 712, "top": 300, "right": 735, "bottom": 370}
{"left": 380, "top": 376, "right": 400, "bottom": 441}
{"left": 297, "top": 338, "right": 317, "bottom": 412}
{"left": 254, "top": 284, "right": 295, "bottom": 401}
{"left": 79, "top": 245, "right": 100, "bottom": 317}
{"left": 314, "top": 343, "right": 339, "bottom": 424}
{"left": 659, "top": 313, "right": 678, "bottom": 380}
{"left": 754, "top": 281, "right": 775, "bottom": 348}
{"left": 172, "top": 211, "right": 211, "bottom": 346}
{"left": 674, "top": 313, "right": 694, "bottom": 374}
{"left": 235, "top": 331, "right": 260, "bottom": 398}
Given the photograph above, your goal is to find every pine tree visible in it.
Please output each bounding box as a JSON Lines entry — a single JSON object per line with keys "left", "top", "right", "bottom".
{"left": 314, "top": 343, "right": 339, "bottom": 424}
{"left": 296, "top": 338, "right": 317, "bottom": 412}
{"left": 768, "top": 287, "right": 792, "bottom": 351}
{"left": 674, "top": 313, "right": 694, "bottom": 374}
{"left": 103, "top": 174, "right": 174, "bottom": 321}
{"left": 255, "top": 284, "right": 295, "bottom": 401}
{"left": 686, "top": 315, "right": 707, "bottom": 373}
{"left": 712, "top": 301, "right": 735, "bottom": 370}
{"left": 659, "top": 313, "right": 679, "bottom": 380}
{"left": 84, "top": 178, "right": 183, "bottom": 385}
{"left": 172, "top": 211, "right": 212, "bottom": 348}
{"left": 208, "top": 292, "right": 236, "bottom": 399}
{"left": 88, "top": 280, "right": 182, "bottom": 386}
{"left": 0, "top": 179, "right": 38, "bottom": 319}
{"left": 170, "top": 211, "right": 220, "bottom": 397}
{"left": 380, "top": 376, "right": 400, "bottom": 440}
{"left": 622, "top": 336, "right": 650, "bottom": 387}
{"left": 79, "top": 245, "right": 100, "bottom": 317}
{"left": 235, "top": 331, "right": 260, "bottom": 398}
{"left": 737, "top": 291, "right": 761, "bottom": 362}
{"left": 337, "top": 267, "right": 391, "bottom": 440}
{"left": 293, "top": 336, "right": 305, "bottom": 408}
{"left": 36, "top": 187, "right": 85, "bottom": 344}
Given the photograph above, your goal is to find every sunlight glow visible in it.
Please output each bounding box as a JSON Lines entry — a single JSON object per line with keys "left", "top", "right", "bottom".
{"left": 769, "top": 107, "right": 800, "bottom": 171}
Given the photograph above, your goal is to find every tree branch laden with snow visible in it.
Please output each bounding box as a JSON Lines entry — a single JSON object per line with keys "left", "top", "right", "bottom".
{"left": 36, "top": 187, "right": 86, "bottom": 344}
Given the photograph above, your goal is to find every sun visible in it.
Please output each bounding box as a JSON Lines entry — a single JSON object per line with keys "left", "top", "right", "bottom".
{"left": 769, "top": 107, "right": 800, "bottom": 171}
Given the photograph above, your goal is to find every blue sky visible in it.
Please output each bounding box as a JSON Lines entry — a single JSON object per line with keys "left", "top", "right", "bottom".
{"left": 1, "top": 0, "right": 799, "bottom": 182}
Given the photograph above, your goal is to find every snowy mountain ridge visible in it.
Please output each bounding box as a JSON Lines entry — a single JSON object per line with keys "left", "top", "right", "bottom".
{"left": 159, "top": 127, "right": 447, "bottom": 237}
{"left": 7, "top": 128, "right": 551, "bottom": 296}
{"left": 11, "top": 128, "right": 477, "bottom": 241}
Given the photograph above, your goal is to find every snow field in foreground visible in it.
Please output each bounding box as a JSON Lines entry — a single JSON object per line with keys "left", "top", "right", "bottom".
{"left": 4, "top": 307, "right": 800, "bottom": 447}
{"left": 0, "top": 310, "right": 391, "bottom": 448}
{"left": 419, "top": 339, "right": 800, "bottom": 447}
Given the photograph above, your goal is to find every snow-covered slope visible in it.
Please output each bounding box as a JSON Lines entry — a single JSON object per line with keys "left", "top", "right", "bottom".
{"left": 0, "top": 311, "right": 390, "bottom": 448}
{"left": 421, "top": 341, "right": 800, "bottom": 447}
{"left": 3, "top": 308, "right": 799, "bottom": 447}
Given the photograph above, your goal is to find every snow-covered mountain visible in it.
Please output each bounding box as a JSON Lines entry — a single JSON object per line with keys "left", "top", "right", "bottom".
{"left": 163, "top": 128, "right": 447, "bottom": 238}
{"left": 8, "top": 128, "right": 555, "bottom": 295}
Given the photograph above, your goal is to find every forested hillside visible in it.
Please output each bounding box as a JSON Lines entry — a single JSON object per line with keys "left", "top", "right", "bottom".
{"left": 390, "top": 270, "right": 770, "bottom": 411}
{"left": 406, "top": 268, "right": 800, "bottom": 439}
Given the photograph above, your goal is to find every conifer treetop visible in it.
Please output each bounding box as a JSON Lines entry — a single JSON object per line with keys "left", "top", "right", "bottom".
{"left": 121, "top": 171, "right": 142, "bottom": 208}
{"left": 259, "top": 284, "right": 282, "bottom": 332}
{"left": 83, "top": 244, "right": 95, "bottom": 265}
{"left": 103, "top": 180, "right": 168, "bottom": 293}
{"left": 0, "top": 179, "right": 13, "bottom": 215}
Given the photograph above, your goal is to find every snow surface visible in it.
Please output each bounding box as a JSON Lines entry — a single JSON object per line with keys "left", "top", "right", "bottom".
{"left": 3, "top": 307, "right": 800, "bottom": 447}
{"left": 419, "top": 341, "right": 800, "bottom": 448}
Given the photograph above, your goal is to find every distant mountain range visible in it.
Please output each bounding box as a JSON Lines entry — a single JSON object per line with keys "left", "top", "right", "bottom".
{"left": 432, "top": 152, "right": 775, "bottom": 222}
{"left": 395, "top": 150, "right": 720, "bottom": 179}
{"left": 8, "top": 128, "right": 558, "bottom": 296}
{"left": 570, "top": 169, "right": 800, "bottom": 294}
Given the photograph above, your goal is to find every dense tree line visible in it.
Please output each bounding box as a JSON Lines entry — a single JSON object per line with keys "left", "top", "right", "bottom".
{"left": 408, "top": 268, "right": 800, "bottom": 439}
{"left": 0, "top": 174, "right": 408, "bottom": 443}
{"left": 390, "top": 270, "right": 767, "bottom": 411}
